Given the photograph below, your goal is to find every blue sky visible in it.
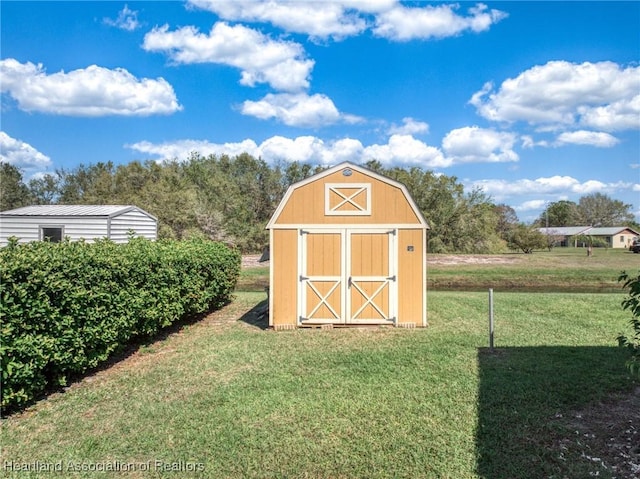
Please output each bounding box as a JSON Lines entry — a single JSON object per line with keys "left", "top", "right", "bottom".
{"left": 1, "top": 1, "right": 639, "bottom": 222}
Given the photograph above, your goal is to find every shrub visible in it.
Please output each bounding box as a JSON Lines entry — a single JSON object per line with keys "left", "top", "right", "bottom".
{"left": 1, "top": 238, "right": 240, "bottom": 412}
{"left": 618, "top": 271, "right": 640, "bottom": 376}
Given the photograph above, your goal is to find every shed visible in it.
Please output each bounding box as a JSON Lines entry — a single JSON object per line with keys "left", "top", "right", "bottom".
{"left": 266, "top": 162, "right": 429, "bottom": 329}
{"left": 0, "top": 205, "right": 157, "bottom": 246}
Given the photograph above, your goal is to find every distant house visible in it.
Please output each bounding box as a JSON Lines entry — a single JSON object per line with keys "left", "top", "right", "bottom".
{"left": 587, "top": 227, "right": 639, "bottom": 249}
{"left": 0, "top": 205, "right": 157, "bottom": 246}
{"left": 538, "top": 226, "right": 639, "bottom": 249}
{"left": 538, "top": 226, "right": 592, "bottom": 247}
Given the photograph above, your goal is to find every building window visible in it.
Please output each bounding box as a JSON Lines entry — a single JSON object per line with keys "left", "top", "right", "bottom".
{"left": 620, "top": 235, "right": 625, "bottom": 243}
{"left": 325, "top": 183, "right": 371, "bottom": 216}
{"left": 40, "top": 226, "right": 63, "bottom": 243}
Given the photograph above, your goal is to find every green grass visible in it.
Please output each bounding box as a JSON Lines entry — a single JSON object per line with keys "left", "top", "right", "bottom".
{"left": 2, "top": 289, "right": 636, "bottom": 478}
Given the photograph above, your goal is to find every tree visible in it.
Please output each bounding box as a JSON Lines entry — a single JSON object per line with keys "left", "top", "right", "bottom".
{"left": 28, "top": 173, "right": 60, "bottom": 204}
{"left": 507, "top": 224, "right": 547, "bottom": 253}
{"left": 538, "top": 200, "right": 581, "bottom": 227}
{"left": 0, "top": 162, "right": 31, "bottom": 210}
{"left": 494, "top": 204, "right": 519, "bottom": 241}
{"left": 618, "top": 271, "right": 640, "bottom": 376}
{"left": 578, "top": 193, "right": 634, "bottom": 227}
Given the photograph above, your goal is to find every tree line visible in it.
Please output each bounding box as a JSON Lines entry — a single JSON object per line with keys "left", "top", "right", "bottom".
{"left": 1, "top": 155, "right": 636, "bottom": 253}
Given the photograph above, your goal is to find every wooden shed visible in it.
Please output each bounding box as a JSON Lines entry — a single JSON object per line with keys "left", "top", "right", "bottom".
{"left": 0, "top": 205, "right": 157, "bottom": 246}
{"left": 266, "top": 162, "right": 429, "bottom": 329}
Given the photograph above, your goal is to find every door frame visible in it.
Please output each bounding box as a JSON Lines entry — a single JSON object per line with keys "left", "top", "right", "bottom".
{"left": 297, "top": 228, "right": 397, "bottom": 326}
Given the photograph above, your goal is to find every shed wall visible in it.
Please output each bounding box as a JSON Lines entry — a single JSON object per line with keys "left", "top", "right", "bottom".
{"left": 397, "top": 229, "right": 426, "bottom": 326}
{"left": 270, "top": 229, "right": 298, "bottom": 327}
{"left": 110, "top": 209, "right": 158, "bottom": 242}
{"left": 0, "top": 216, "right": 109, "bottom": 246}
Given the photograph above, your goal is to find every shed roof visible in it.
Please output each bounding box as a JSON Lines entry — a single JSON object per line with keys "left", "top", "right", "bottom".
{"left": 0, "top": 205, "right": 156, "bottom": 220}
{"left": 266, "top": 162, "right": 429, "bottom": 229}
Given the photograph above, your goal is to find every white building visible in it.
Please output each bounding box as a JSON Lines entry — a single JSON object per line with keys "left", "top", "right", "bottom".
{"left": 0, "top": 205, "right": 157, "bottom": 246}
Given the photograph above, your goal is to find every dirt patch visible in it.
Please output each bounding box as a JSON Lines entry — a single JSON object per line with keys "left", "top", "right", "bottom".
{"left": 553, "top": 387, "right": 640, "bottom": 478}
{"left": 243, "top": 254, "right": 520, "bottom": 268}
{"left": 427, "top": 254, "right": 520, "bottom": 266}
{"left": 242, "top": 254, "right": 268, "bottom": 268}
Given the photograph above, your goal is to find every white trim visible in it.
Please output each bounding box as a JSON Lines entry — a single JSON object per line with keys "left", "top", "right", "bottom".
{"left": 266, "top": 162, "right": 429, "bottom": 229}
{"left": 324, "top": 183, "right": 371, "bottom": 216}
{"left": 39, "top": 224, "right": 64, "bottom": 242}
{"left": 268, "top": 228, "right": 274, "bottom": 327}
{"left": 423, "top": 229, "right": 428, "bottom": 327}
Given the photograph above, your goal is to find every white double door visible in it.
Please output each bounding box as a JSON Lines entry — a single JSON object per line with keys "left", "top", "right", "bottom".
{"left": 298, "top": 229, "right": 397, "bottom": 324}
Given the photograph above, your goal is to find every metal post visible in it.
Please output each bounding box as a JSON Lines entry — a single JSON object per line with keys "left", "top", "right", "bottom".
{"left": 489, "top": 288, "right": 494, "bottom": 351}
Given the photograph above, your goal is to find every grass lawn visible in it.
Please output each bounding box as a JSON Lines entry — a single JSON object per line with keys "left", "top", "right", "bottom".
{"left": 2, "top": 283, "right": 638, "bottom": 477}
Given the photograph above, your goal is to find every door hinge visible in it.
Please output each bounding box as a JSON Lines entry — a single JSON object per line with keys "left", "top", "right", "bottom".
{"left": 387, "top": 275, "right": 396, "bottom": 281}
{"left": 300, "top": 275, "right": 309, "bottom": 281}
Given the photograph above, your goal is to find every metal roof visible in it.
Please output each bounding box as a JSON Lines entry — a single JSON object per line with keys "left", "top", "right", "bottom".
{"left": 0, "top": 205, "right": 145, "bottom": 217}
{"left": 588, "top": 227, "right": 639, "bottom": 236}
{"left": 538, "top": 226, "right": 591, "bottom": 236}
{"left": 539, "top": 226, "right": 639, "bottom": 237}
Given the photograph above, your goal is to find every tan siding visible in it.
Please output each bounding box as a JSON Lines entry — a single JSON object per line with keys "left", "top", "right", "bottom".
{"left": 275, "top": 170, "right": 420, "bottom": 226}
{"left": 271, "top": 229, "right": 298, "bottom": 326}
{"left": 397, "top": 229, "right": 424, "bottom": 324}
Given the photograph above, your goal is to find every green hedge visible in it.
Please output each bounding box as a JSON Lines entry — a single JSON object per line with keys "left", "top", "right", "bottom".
{"left": 0, "top": 238, "right": 240, "bottom": 413}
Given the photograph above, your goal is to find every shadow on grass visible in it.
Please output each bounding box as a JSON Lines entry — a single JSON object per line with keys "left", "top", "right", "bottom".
{"left": 476, "top": 346, "right": 635, "bottom": 479}
{"left": 237, "top": 298, "right": 269, "bottom": 330}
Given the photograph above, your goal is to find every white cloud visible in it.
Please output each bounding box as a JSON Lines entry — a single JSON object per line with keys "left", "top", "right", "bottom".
{"left": 470, "top": 61, "right": 640, "bottom": 132}
{"left": 128, "top": 139, "right": 260, "bottom": 161}
{"left": 579, "top": 94, "right": 640, "bottom": 131}
{"left": 188, "top": 0, "right": 373, "bottom": 41}
{"left": 363, "top": 134, "right": 448, "bottom": 167}
{"left": 142, "top": 22, "right": 313, "bottom": 92}
{"left": 103, "top": 5, "right": 140, "bottom": 31}
{"left": 128, "top": 133, "right": 448, "bottom": 167}
{"left": 521, "top": 135, "right": 548, "bottom": 148}
{"left": 632, "top": 184, "right": 640, "bottom": 192}
{"left": 388, "top": 117, "right": 429, "bottom": 135}
{"left": 188, "top": 1, "right": 505, "bottom": 42}
{"left": 471, "top": 175, "right": 632, "bottom": 200}
{"left": 442, "top": 126, "right": 518, "bottom": 163}
{"left": 514, "top": 199, "right": 547, "bottom": 212}
{"left": 0, "top": 59, "right": 181, "bottom": 116}
{"left": 373, "top": 3, "right": 508, "bottom": 41}
{"left": 240, "top": 93, "right": 362, "bottom": 127}
{"left": 555, "top": 130, "right": 619, "bottom": 148}
{"left": 0, "top": 132, "right": 53, "bottom": 176}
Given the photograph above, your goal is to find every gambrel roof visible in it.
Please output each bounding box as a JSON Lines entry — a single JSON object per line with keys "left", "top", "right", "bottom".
{"left": 266, "top": 162, "right": 429, "bottom": 229}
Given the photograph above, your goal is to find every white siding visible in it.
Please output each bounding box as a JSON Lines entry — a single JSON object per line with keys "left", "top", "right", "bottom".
{"left": 0, "top": 216, "right": 109, "bottom": 246}
{"left": 110, "top": 209, "right": 157, "bottom": 242}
